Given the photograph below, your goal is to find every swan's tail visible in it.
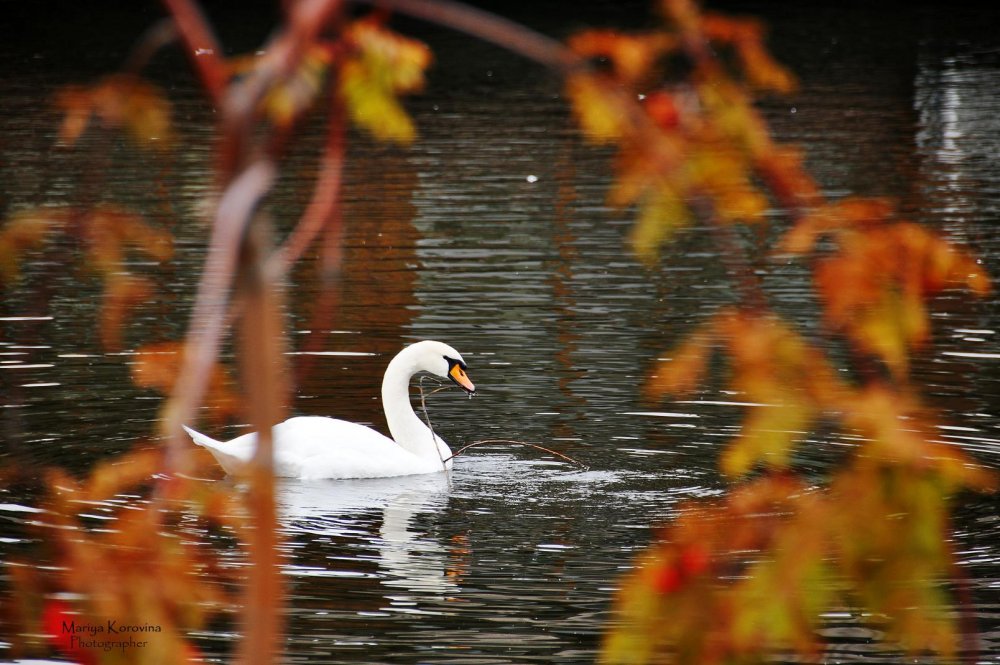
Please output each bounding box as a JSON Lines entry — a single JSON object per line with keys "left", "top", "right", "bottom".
{"left": 183, "top": 425, "right": 221, "bottom": 448}
{"left": 183, "top": 425, "right": 247, "bottom": 475}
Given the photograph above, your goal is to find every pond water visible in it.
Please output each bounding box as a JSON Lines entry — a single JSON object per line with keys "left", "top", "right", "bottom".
{"left": 1, "top": 1, "right": 999, "bottom": 663}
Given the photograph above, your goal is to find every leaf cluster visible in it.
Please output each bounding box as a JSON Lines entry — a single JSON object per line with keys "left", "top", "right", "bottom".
{"left": 565, "top": 1, "right": 997, "bottom": 663}
{"left": 5, "top": 451, "right": 245, "bottom": 663}
{"left": 567, "top": 0, "right": 797, "bottom": 264}
{"left": 1, "top": 3, "right": 437, "bottom": 663}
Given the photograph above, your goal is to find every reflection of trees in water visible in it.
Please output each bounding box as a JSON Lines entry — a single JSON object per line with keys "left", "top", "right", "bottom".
{"left": 291, "top": 146, "right": 420, "bottom": 430}
{"left": 915, "top": 54, "right": 1000, "bottom": 236}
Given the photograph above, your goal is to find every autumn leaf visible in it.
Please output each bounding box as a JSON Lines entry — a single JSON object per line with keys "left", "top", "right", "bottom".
{"left": 830, "top": 458, "right": 961, "bottom": 657}
{"left": 83, "top": 205, "right": 174, "bottom": 275}
{"left": 648, "top": 310, "right": 847, "bottom": 476}
{"left": 54, "top": 74, "right": 172, "bottom": 150}
{"left": 568, "top": 30, "right": 677, "bottom": 85}
{"left": 700, "top": 14, "right": 796, "bottom": 93}
{"left": 720, "top": 310, "right": 844, "bottom": 405}
{"left": 755, "top": 146, "right": 820, "bottom": 212}
{"left": 813, "top": 220, "right": 990, "bottom": 378}
{"left": 630, "top": 185, "right": 693, "bottom": 264}
{"left": 645, "top": 324, "right": 714, "bottom": 399}
{"left": 132, "top": 341, "right": 240, "bottom": 425}
{"left": 83, "top": 448, "right": 163, "bottom": 502}
{"left": 721, "top": 313, "right": 846, "bottom": 474}
{"left": 43, "top": 600, "right": 99, "bottom": 665}
{"left": 566, "top": 73, "right": 629, "bottom": 144}
{"left": 722, "top": 402, "right": 812, "bottom": 476}
{"left": 100, "top": 273, "right": 154, "bottom": 351}
{"left": 0, "top": 207, "right": 73, "bottom": 281}
{"left": 337, "top": 18, "right": 431, "bottom": 144}
{"left": 780, "top": 198, "right": 894, "bottom": 255}
{"left": 262, "top": 43, "right": 335, "bottom": 126}
{"left": 686, "top": 143, "right": 768, "bottom": 224}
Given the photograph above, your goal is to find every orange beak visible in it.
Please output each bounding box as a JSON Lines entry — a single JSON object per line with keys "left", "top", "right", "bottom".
{"left": 449, "top": 363, "right": 476, "bottom": 394}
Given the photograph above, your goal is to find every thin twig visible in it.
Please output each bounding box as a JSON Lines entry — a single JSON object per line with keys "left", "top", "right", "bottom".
{"left": 160, "top": 0, "right": 228, "bottom": 105}
{"left": 443, "top": 439, "right": 588, "bottom": 470}
{"left": 121, "top": 18, "right": 179, "bottom": 75}
{"left": 357, "top": 0, "right": 582, "bottom": 74}
{"left": 415, "top": 379, "right": 586, "bottom": 469}
{"left": 417, "top": 376, "right": 450, "bottom": 471}
{"left": 270, "top": 95, "right": 347, "bottom": 274}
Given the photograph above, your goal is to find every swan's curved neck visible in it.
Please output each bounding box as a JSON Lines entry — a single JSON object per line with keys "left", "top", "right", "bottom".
{"left": 381, "top": 348, "right": 451, "bottom": 465}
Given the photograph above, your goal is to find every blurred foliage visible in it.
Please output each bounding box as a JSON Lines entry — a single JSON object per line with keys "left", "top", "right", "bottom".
{"left": 0, "top": 4, "right": 432, "bottom": 663}
{"left": 131, "top": 341, "right": 241, "bottom": 427}
{"left": 567, "top": 0, "right": 795, "bottom": 264}
{"left": 54, "top": 74, "right": 173, "bottom": 150}
{"left": 5, "top": 450, "right": 244, "bottom": 664}
{"left": 0, "top": 0, "right": 995, "bottom": 663}
{"left": 337, "top": 17, "right": 432, "bottom": 144}
{"left": 566, "top": 0, "right": 995, "bottom": 663}
{"left": 0, "top": 204, "right": 173, "bottom": 351}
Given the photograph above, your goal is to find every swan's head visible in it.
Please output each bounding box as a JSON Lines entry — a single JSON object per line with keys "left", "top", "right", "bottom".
{"left": 410, "top": 340, "right": 476, "bottom": 395}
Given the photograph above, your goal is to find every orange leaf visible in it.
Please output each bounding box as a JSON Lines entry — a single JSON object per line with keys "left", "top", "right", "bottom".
{"left": 100, "top": 273, "right": 154, "bottom": 351}
{"left": 0, "top": 207, "right": 73, "bottom": 281}
{"left": 54, "top": 74, "right": 172, "bottom": 149}
{"left": 756, "top": 147, "right": 820, "bottom": 215}
{"left": 646, "top": 325, "right": 715, "bottom": 399}
{"left": 813, "top": 220, "right": 990, "bottom": 376}
{"left": 83, "top": 205, "right": 174, "bottom": 275}
{"left": 83, "top": 448, "right": 163, "bottom": 501}
{"left": 568, "top": 30, "right": 675, "bottom": 84}
{"left": 781, "top": 198, "right": 893, "bottom": 255}
{"left": 132, "top": 342, "right": 240, "bottom": 424}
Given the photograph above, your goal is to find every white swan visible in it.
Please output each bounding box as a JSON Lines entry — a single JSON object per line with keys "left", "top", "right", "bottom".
{"left": 183, "top": 340, "right": 475, "bottom": 480}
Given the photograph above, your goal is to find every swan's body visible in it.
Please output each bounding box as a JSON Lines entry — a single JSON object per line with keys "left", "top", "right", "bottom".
{"left": 184, "top": 340, "right": 475, "bottom": 480}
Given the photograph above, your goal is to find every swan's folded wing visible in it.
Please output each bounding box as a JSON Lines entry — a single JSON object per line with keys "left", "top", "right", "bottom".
{"left": 272, "top": 416, "right": 425, "bottom": 479}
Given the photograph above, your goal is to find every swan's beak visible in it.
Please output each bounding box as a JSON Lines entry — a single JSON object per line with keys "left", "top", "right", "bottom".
{"left": 449, "top": 363, "right": 476, "bottom": 395}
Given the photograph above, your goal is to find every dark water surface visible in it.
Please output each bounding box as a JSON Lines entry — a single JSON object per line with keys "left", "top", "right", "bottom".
{"left": 1, "top": 2, "right": 999, "bottom": 663}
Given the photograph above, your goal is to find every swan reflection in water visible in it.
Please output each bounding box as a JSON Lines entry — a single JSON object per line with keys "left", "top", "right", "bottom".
{"left": 277, "top": 472, "right": 456, "bottom": 603}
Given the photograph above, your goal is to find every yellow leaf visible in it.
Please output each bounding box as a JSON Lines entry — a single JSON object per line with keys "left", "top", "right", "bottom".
{"left": 263, "top": 43, "right": 334, "bottom": 126}
{"left": 722, "top": 402, "right": 811, "bottom": 477}
{"left": 566, "top": 73, "right": 627, "bottom": 144}
{"left": 338, "top": 19, "right": 431, "bottom": 144}
{"left": 716, "top": 186, "right": 768, "bottom": 224}
{"left": 629, "top": 186, "right": 692, "bottom": 263}
{"left": 339, "top": 60, "right": 416, "bottom": 143}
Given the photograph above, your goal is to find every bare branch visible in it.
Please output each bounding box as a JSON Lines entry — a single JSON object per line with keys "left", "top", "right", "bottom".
{"left": 163, "top": 160, "right": 276, "bottom": 472}
{"left": 355, "top": 0, "right": 583, "bottom": 73}
{"left": 160, "top": 0, "right": 228, "bottom": 104}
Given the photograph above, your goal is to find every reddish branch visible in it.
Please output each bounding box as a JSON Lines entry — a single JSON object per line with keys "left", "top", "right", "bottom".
{"left": 272, "top": 96, "right": 347, "bottom": 271}
{"left": 160, "top": 0, "right": 227, "bottom": 105}
{"left": 365, "top": 0, "right": 581, "bottom": 73}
